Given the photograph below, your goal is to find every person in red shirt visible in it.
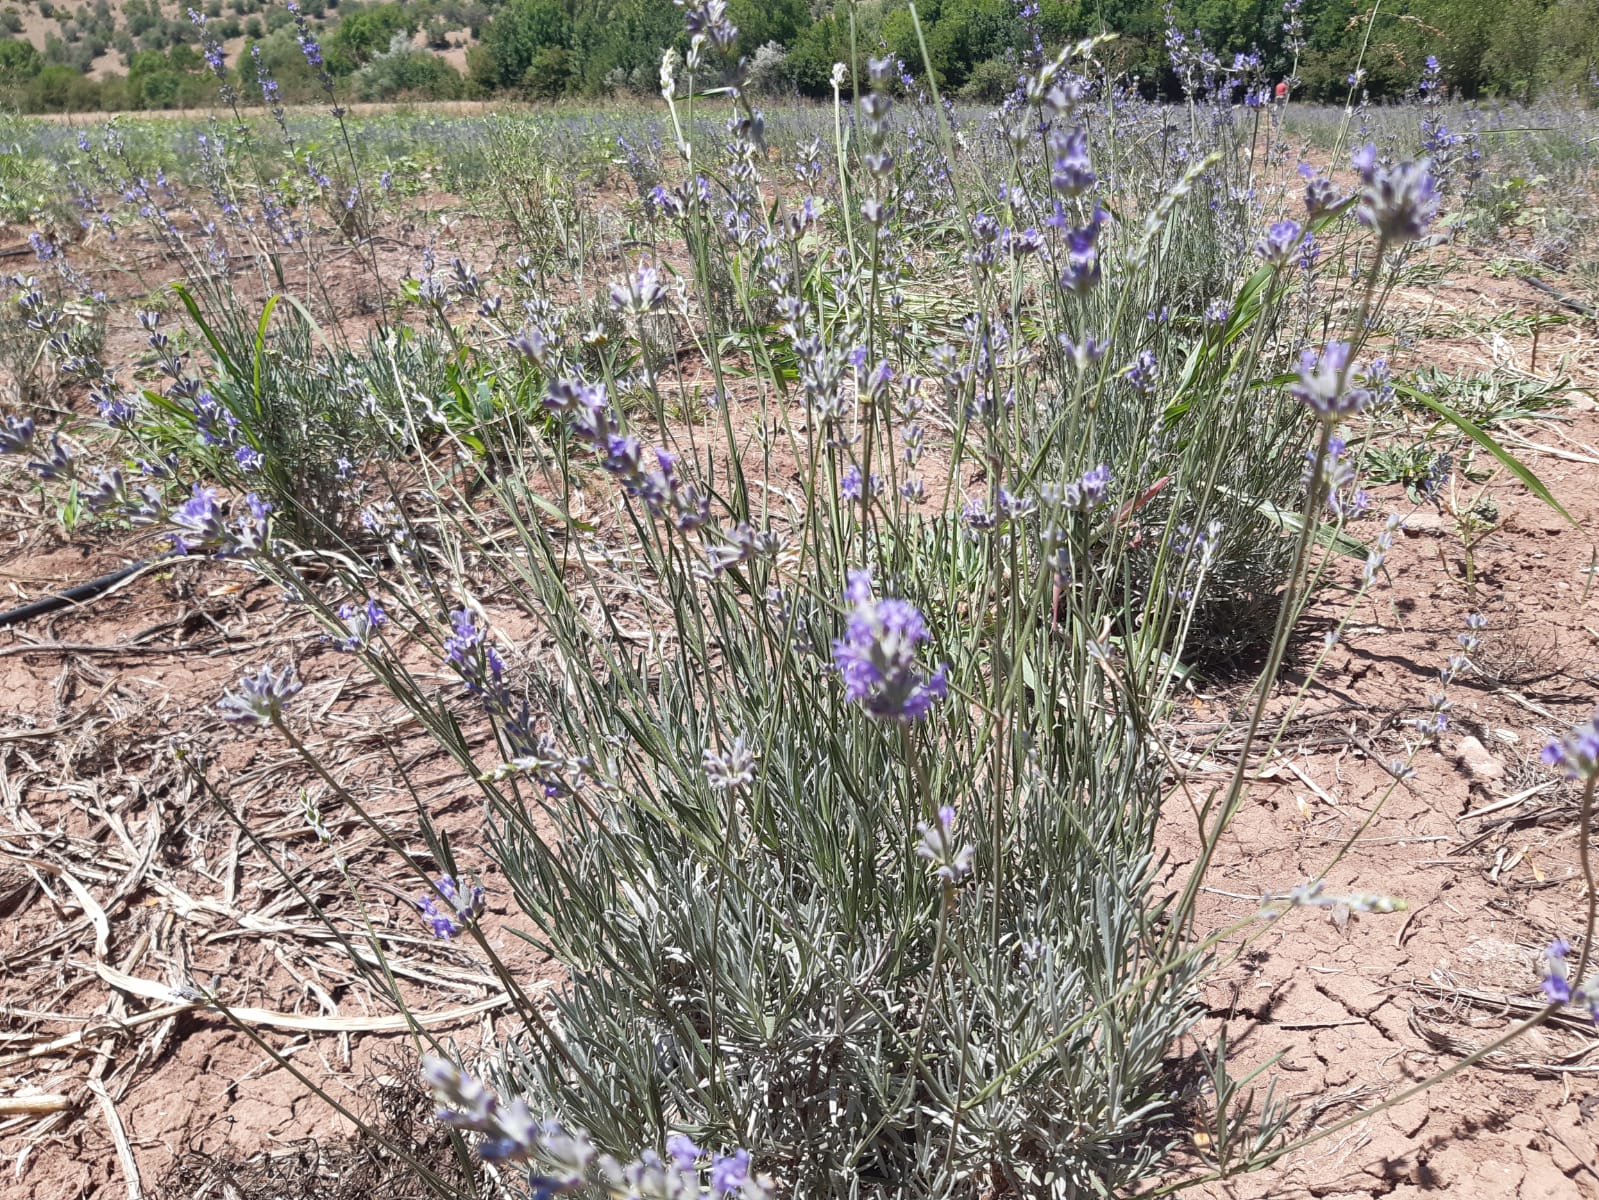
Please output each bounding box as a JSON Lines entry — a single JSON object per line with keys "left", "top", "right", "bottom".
{"left": 1274, "top": 79, "right": 1290, "bottom": 102}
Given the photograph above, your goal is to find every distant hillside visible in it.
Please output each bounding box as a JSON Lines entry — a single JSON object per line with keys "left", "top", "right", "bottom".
{"left": 3, "top": 0, "right": 1598, "bottom": 114}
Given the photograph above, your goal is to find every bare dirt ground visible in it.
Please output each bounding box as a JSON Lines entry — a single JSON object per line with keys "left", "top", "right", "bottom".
{"left": 1167, "top": 262, "right": 1599, "bottom": 1200}
{"left": 1, "top": 190, "right": 1597, "bottom": 1200}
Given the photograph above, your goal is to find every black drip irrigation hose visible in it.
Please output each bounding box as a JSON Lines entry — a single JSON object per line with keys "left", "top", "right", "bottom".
{"left": 0, "top": 559, "right": 155, "bottom": 629}
{"left": 1522, "top": 275, "right": 1598, "bottom": 319}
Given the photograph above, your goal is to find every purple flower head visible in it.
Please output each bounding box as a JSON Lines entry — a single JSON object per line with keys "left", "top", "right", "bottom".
{"left": 1302, "top": 171, "right": 1343, "bottom": 218}
{"left": 235, "top": 493, "right": 271, "bottom": 555}
{"left": 1049, "top": 127, "right": 1096, "bottom": 197}
{"left": 168, "top": 484, "right": 269, "bottom": 558}
{"left": 865, "top": 359, "right": 893, "bottom": 404}
{"left": 1543, "top": 710, "right": 1599, "bottom": 781}
{"left": 1352, "top": 145, "right": 1438, "bottom": 243}
{"left": 421, "top": 1057, "right": 596, "bottom": 1179}
{"left": 841, "top": 465, "right": 863, "bottom": 501}
{"left": 832, "top": 571, "right": 948, "bottom": 722}
{"left": 1045, "top": 463, "right": 1112, "bottom": 513}
{"left": 1059, "top": 334, "right": 1108, "bottom": 371}
{"left": 915, "top": 804, "right": 975, "bottom": 884}
{"left": 608, "top": 264, "right": 667, "bottom": 314}
{"left": 418, "top": 874, "right": 486, "bottom": 939}
{"left": 1420, "top": 55, "right": 1442, "bottom": 100}
{"left": 1255, "top": 219, "right": 1304, "bottom": 267}
{"left": 445, "top": 607, "right": 499, "bottom": 686}
{"left": 1125, "top": 349, "right": 1158, "bottom": 395}
{"left": 1002, "top": 226, "right": 1045, "bottom": 259}
{"left": 21, "top": 430, "right": 72, "bottom": 481}
{"left": 333, "top": 599, "right": 387, "bottom": 651}
{"left": 962, "top": 495, "right": 996, "bottom": 532}
{"left": 91, "top": 386, "right": 136, "bottom": 427}
{"left": 1289, "top": 342, "right": 1371, "bottom": 420}
{"left": 679, "top": 0, "right": 737, "bottom": 51}
{"left": 1055, "top": 205, "right": 1105, "bottom": 295}
{"left": 170, "top": 484, "right": 227, "bottom": 551}
{"left": 840, "top": 465, "right": 882, "bottom": 504}
{"left": 422, "top": 1058, "right": 497, "bottom": 1132}
{"left": 218, "top": 663, "right": 302, "bottom": 726}
{"left": 1540, "top": 939, "right": 1574, "bottom": 1004}
{"left": 665, "top": 1134, "right": 701, "bottom": 1171}
{"left": 710, "top": 1148, "right": 750, "bottom": 1195}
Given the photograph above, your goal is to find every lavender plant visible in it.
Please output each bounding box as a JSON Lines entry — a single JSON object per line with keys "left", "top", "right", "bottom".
{"left": 10, "top": 9, "right": 1563, "bottom": 1197}
{"left": 193, "top": 31, "right": 1433, "bottom": 1200}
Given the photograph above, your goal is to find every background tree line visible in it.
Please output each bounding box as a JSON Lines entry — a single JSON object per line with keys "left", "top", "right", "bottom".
{"left": 4, "top": 0, "right": 1599, "bottom": 113}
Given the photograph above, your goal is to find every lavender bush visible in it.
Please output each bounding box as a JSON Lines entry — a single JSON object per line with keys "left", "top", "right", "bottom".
{"left": 9, "top": 4, "right": 1588, "bottom": 1197}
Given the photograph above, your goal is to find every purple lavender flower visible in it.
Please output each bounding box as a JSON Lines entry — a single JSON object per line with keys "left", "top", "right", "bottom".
{"left": 418, "top": 874, "right": 486, "bottom": 939}
{"left": 1125, "top": 350, "right": 1158, "bottom": 395}
{"left": 608, "top": 265, "right": 668, "bottom": 314}
{"left": 445, "top": 608, "right": 500, "bottom": 692}
{"left": 1056, "top": 206, "right": 1105, "bottom": 295}
{"left": 0, "top": 414, "right": 37, "bottom": 455}
{"left": 1002, "top": 227, "right": 1045, "bottom": 259}
{"left": 679, "top": 0, "right": 737, "bottom": 51}
{"left": 26, "top": 433, "right": 73, "bottom": 481}
{"left": 1046, "top": 464, "right": 1112, "bottom": 513}
{"left": 169, "top": 485, "right": 270, "bottom": 557}
{"left": 1301, "top": 168, "right": 1343, "bottom": 219}
{"left": 218, "top": 663, "right": 302, "bottom": 726}
{"left": 1289, "top": 343, "right": 1372, "bottom": 420}
{"left": 1543, "top": 710, "right": 1599, "bottom": 781}
{"left": 333, "top": 599, "right": 387, "bottom": 651}
{"left": 841, "top": 465, "right": 863, "bottom": 501}
{"left": 170, "top": 485, "right": 228, "bottom": 551}
{"left": 423, "top": 1057, "right": 595, "bottom": 1180}
{"left": 840, "top": 465, "right": 883, "bottom": 504}
{"left": 90, "top": 386, "right": 136, "bottom": 427}
{"left": 188, "top": 7, "right": 227, "bottom": 79}
{"left": 1352, "top": 144, "right": 1439, "bottom": 243}
{"left": 233, "top": 493, "right": 271, "bottom": 555}
{"left": 1059, "top": 334, "right": 1108, "bottom": 371}
{"left": 710, "top": 1149, "right": 750, "bottom": 1195}
{"left": 1049, "top": 127, "right": 1096, "bottom": 197}
{"left": 1255, "top": 219, "right": 1304, "bottom": 267}
{"left": 285, "top": 0, "right": 324, "bottom": 69}
{"left": 832, "top": 570, "right": 948, "bottom": 722}
{"left": 541, "top": 377, "right": 706, "bottom": 530}
{"left": 915, "top": 804, "right": 975, "bottom": 884}
{"left": 962, "top": 495, "right": 997, "bottom": 532}
{"left": 666, "top": 1135, "right": 700, "bottom": 1171}
{"left": 861, "top": 198, "right": 891, "bottom": 228}
{"left": 702, "top": 737, "right": 757, "bottom": 790}
{"left": 1541, "top": 939, "right": 1573, "bottom": 1004}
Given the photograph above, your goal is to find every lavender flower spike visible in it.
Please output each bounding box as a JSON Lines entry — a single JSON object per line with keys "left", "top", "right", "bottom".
{"left": 417, "top": 874, "right": 486, "bottom": 939}
{"left": 1540, "top": 939, "right": 1573, "bottom": 1005}
{"left": 1352, "top": 144, "right": 1439, "bottom": 243}
{"left": 1542, "top": 709, "right": 1599, "bottom": 781}
{"left": 422, "top": 1056, "right": 591, "bottom": 1178}
{"left": 422, "top": 1056, "right": 774, "bottom": 1196}
{"left": 1288, "top": 343, "right": 1372, "bottom": 420}
{"left": 1254, "top": 219, "right": 1303, "bottom": 268}
{"left": 609, "top": 265, "right": 668, "bottom": 314}
{"left": 915, "top": 804, "right": 976, "bottom": 884}
{"left": 218, "top": 663, "right": 302, "bottom": 727}
{"left": 832, "top": 570, "right": 948, "bottom": 722}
